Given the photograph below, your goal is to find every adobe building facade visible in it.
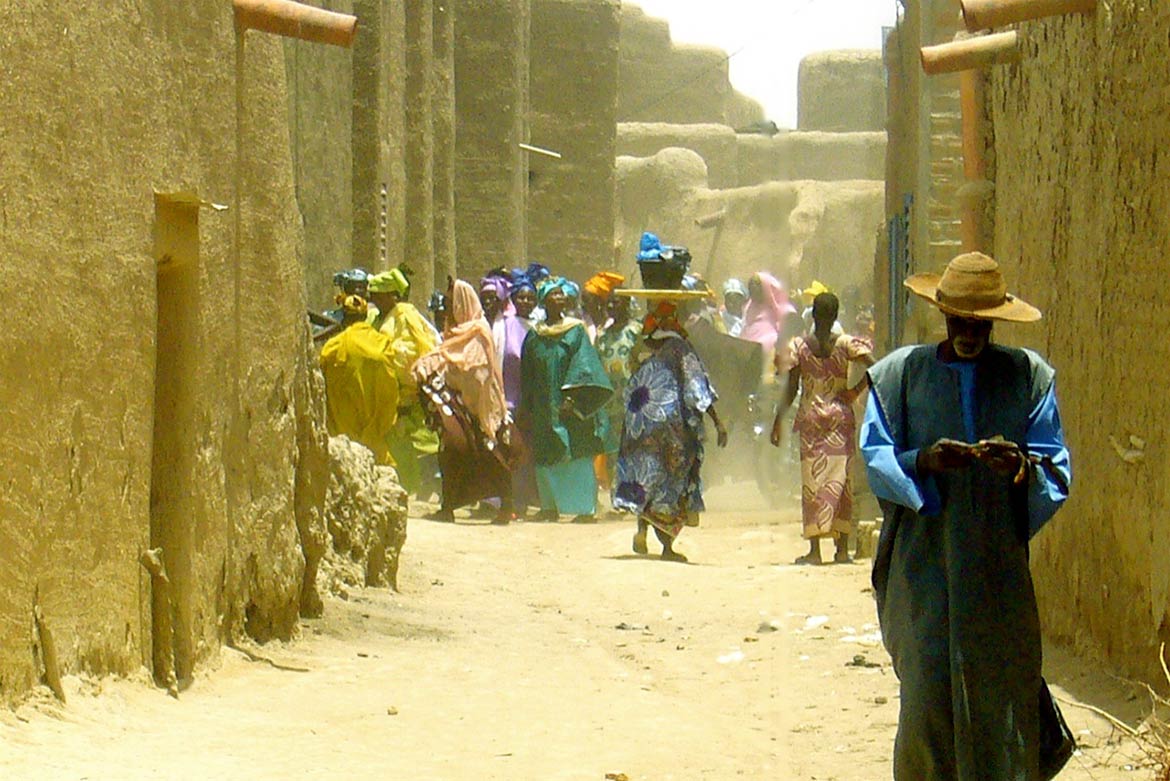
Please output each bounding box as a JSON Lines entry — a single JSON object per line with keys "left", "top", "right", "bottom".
{"left": 0, "top": 1, "right": 325, "bottom": 703}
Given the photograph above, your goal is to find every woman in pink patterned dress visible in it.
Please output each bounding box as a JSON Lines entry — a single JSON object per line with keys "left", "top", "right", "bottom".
{"left": 770, "top": 292, "right": 874, "bottom": 564}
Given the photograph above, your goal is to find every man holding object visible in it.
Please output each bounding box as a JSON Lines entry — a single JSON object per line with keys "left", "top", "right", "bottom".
{"left": 860, "top": 252, "right": 1073, "bottom": 780}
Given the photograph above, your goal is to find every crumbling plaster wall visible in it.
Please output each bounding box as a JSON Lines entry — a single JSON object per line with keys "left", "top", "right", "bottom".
{"left": 0, "top": 1, "right": 315, "bottom": 702}
{"left": 615, "top": 148, "right": 883, "bottom": 298}
{"left": 988, "top": 5, "right": 1170, "bottom": 682}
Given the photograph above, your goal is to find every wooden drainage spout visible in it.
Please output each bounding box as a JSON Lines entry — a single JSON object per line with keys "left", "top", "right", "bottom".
{"left": 233, "top": 0, "right": 357, "bottom": 47}
{"left": 921, "top": 31, "right": 1020, "bottom": 75}
{"left": 961, "top": 0, "right": 1097, "bottom": 32}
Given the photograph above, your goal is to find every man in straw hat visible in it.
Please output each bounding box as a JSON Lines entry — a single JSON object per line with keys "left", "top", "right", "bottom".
{"left": 860, "top": 252, "right": 1073, "bottom": 780}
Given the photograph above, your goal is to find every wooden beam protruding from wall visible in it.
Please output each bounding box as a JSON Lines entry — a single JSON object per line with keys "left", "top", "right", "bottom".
{"left": 961, "top": 0, "right": 1097, "bottom": 32}
{"left": 233, "top": 0, "right": 357, "bottom": 48}
{"left": 921, "top": 31, "right": 1020, "bottom": 76}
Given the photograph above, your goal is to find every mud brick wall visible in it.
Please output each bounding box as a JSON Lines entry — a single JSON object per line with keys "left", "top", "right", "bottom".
{"left": 988, "top": 3, "right": 1170, "bottom": 683}
{"left": 798, "top": 50, "right": 886, "bottom": 133}
{"left": 528, "top": 0, "right": 620, "bottom": 279}
{"left": 454, "top": 0, "right": 530, "bottom": 275}
{"left": 617, "top": 5, "right": 731, "bottom": 125}
{"left": 285, "top": 0, "right": 355, "bottom": 310}
{"left": 0, "top": 1, "right": 315, "bottom": 702}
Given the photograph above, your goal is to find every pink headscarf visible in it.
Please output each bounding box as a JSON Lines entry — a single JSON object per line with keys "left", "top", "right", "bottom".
{"left": 740, "top": 272, "right": 796, "bottom": 353}
{"left": 413, "top": 280, "right": 507, "bottom": 438}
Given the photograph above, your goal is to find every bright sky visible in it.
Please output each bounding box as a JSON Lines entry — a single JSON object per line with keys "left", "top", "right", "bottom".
{"left": 633, "top": 0, "right": 898, "bottom": 128}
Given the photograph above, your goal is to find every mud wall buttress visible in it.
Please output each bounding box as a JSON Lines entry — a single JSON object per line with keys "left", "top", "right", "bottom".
{"left": 405, "top": 0, "right": 436, "bottom": 298}
{"left": 432, "top": 0, "right": 458, "bottom": 284}
{"left": 454, "top": 0, "right": 530, "bottom": 274}
{"left": 528, "top": 0, "right": 620, "bottom": 280}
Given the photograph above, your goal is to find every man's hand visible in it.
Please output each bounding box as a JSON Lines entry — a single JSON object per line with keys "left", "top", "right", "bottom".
{"left": 973, "top": 438, "right": 1026, "bottom": 480}
{"left": 559, "top": 397, "right": 577, "bottom": 419}
{"left": 917, "top": 438, "right": 976, "bottom": 474}
{"left": 716, "top": 424, "right": 729, "bottom": 448}
{"left": 770, "top": 416, "right": 783, "bottom": 447}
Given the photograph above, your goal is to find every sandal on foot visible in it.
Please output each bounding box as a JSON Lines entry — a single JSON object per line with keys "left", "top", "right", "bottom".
{"left": 425, "top": 509, "right": 455, "bottom": 523}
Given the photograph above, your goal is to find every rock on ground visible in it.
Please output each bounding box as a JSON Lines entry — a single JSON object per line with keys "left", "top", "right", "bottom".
{"left": 320, "top": 436, "right": 409, "bottom": 594}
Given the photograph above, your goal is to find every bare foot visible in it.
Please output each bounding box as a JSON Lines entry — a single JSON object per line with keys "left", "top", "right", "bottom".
{"left": 661, "top": 549, "right": 688, "bottom": 563}
{"left": 632, "top": 529, "right": 648, "bottom": 555}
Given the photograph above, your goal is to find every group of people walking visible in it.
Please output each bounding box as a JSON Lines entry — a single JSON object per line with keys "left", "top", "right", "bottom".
{"left": 319, "top": 242, "right": 1077, "bottom": 779}
{"left": 318, "top": 255, "right": 729, "bottom": 562}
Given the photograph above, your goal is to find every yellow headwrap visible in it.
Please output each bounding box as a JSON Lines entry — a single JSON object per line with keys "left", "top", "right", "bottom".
{"left": 801, "top": 280, "right": 831, "bottom": 306}
{"left": 583, "top": 271, "right": 626, "bottom": 300}
{"left": 342, "top": 294, "right": 369, "bottom": 317}
{"left": 368, "top": 268, "right": 410, "bottom": 296}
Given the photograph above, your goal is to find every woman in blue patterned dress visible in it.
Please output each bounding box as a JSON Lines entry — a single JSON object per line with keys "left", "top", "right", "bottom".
{"left": 613, "top": 302, "right": 729, "bottom": 562}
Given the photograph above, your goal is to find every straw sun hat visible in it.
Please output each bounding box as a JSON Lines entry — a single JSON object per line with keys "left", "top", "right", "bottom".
{"left": 904, "top": 252, "right": 1041, "bottom": 323}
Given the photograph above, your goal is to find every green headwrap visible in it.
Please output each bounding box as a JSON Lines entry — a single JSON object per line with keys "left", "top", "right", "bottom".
{"left": 536, "top": 276, "right": 579, "bottom": 305}
{"left": 368, "top": 268, "right": 410, "bottom": 296}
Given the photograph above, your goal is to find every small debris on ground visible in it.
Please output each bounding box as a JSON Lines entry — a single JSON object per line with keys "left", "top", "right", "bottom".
{"left": 386, "top": 706, "right": 399, "bottom": 715}
{"left": 804, "top": 615, "right": 830, "bottom": 631}
{"left": 605, "top": 773, "right": 630, "bottom": 781}
{"left": 615, "top": 622, "right": 648, "bottom": 631}
{"left": 845, "top": 654, "right": 881, "bottom": 669}
{"left": 717, "top": 650, "right": 745, "bottom": 665}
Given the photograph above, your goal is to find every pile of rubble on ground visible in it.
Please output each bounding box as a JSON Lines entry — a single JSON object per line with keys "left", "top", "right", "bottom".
{"left": 317, "top": 436, "right": 409, "bottom": 599}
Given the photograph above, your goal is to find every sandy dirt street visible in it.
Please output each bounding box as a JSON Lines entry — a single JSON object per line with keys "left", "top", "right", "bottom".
{"left": 0, "top": 485, "right": 1154, "bottom": 780}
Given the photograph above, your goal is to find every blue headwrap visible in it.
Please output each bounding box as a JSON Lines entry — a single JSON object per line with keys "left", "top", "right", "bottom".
{"left": 509, "top": 267, "right": 536, "bottom": 294}
{"left": 526, "top": 262, "right": 551, "bottom": 285}
{"left": 637, "top": 232, "right": 663, "bottom": 261}
{"left": 537, "top": 276, "right": 578, "bottom": 305}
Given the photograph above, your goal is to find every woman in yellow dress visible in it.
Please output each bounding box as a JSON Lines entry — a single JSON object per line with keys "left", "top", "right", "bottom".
{"left": 319, "top": 295, "right": 400, "bottom": 465}
{"left": 367, "top": 268, "right": 441, "bottom": 493}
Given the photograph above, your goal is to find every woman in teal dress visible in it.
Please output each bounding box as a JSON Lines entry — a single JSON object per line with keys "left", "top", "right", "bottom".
{"left": 519, "top": 277, "right": 613, "bottom": 522}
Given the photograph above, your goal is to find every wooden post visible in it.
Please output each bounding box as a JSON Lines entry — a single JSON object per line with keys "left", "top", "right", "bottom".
{"left": 961, "top": 0, "right": 1097, "bottom": 32}
{"left": 233, "top": 0, "right": 357, "bottom": 47}
{"left": 959, "top": 70, "right": 985, "bottom": 252}
{"left": 921, "top": 31, "right": 1020, "bottom": 75}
